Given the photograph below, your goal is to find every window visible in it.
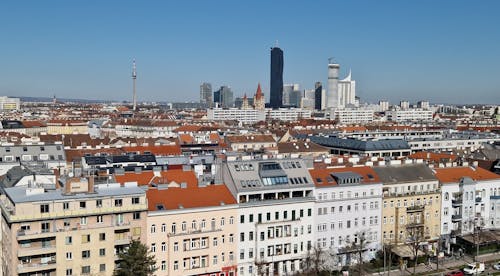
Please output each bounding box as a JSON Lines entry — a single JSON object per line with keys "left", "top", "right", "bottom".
{"left": 99, "top": 248, "right": 106, "bottom": 256}
{"left": 40, "top": 204, "right": 49, "bottom": 213}
{"left": 80, "top": 201, "right": 86, "bottom": 209}
{"left": 174, "top": 261, "right": 179, "bottom": 270}
{"left": 115, "top": 199, "right": 123, "bottom": 207}
{"left": 82, "top": 234, "right": 90, "bottom": 243}
{"left": 162, "top": 242, "right": 166, "bottom": 251}
{"left": 249, "top": 214, "right": 254, "bottom": 222}
{"left": 99, "top": 233, "right": 105, "bottom": 241}
{"left": 100, "top": 264, "right": 106, "bottom": 272}
{"left": 65, "top": 236, "right": 72, "bottom": 245}
{"left": 171, "top": 223, "right": 176, "bottom": 234}
{"left": 229, "top": 216, "right": 234, "bottom": 224}
{"left": 161, "top": 223, "right": 166, "bottom": 232}
{"left": 213, "top": 255, "right": 218, "bottom": 265}
{"left": 132, "top": 197, "right": 140, "bottom": 204}
{"left": 151, "top": 224, "right": 156, "bottom": 233}
{"left": 66, "top": 269, "right": 73, "bottom": 276}
{"left": 133, "top": 212, "right": 141, "bottom": 220}
{"left": 66, "top": 252, "right": 73, "bottom": 260}
{"left": 96, "top": 199, "right": 102, "bottom": 207}
{"left": 161, "top": 261, "right": 166, "bottom": 271}
{"left": 240, "top": 215, "right": 245, "bottom": 223}
{"left": 192, "top": 220, "right": 197, "bottom": 230}
{"left": 97, "top": 215, "right": 103, "bottom": 223}
{"left": 182, "top": 221, "right": 187, "bottom": 231}
{"left": 80, "top": 217, "right": 87, "bottom": 225}
{"left": 213, "top": 237, "right": 218, "bottom": 247}
{"left": 82, "top": 266, "right": 90, "bottom": 275}
{"left": 63, "top": 202, "right": 69, "bottom": 210}
{"left": 240, "top": 232, "right": 245, "bottom": 242}
{"left": 151, "top": 243, "right": 156, "bottom": 252}
{"left": 82, "top": 250, "right": 90, "bottom": 258}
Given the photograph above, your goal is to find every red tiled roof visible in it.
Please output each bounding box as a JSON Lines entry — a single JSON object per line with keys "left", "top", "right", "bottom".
{"left": 226, "top": 135, "right": 275, "bottom": 144}
{"left": 136, "top": 170, "right": 237, "bottom": 210}
{"left": 309, "top": 166, "right": 381, "bottom": 187}
{"left": 408, "top": 151, "right": 458, "bottom": 163}
{"left": 433, "top": 167, "right": 500, "bottom": 183}
{"left": 22, "top": 120, "right": 47, "bottom": 128}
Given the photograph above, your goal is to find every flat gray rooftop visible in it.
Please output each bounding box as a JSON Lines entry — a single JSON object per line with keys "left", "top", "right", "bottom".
{"left": 5, "top": 184, "right": 145, "bottom": 204}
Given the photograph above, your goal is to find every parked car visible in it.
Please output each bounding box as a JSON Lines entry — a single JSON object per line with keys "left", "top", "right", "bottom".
{"left": 463, "top": 262, "right": 485, "bottom": 275}
{"left": 493, "top": 261, "right": 500, "bottom": 270}
{"left": 446, "top": 270, "right": 464, "bottom": 276}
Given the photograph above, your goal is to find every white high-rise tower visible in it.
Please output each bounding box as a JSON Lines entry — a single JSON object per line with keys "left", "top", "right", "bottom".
{"left": 132, "top": 59, "right": 137, "bottom": 111}
{"left": 327, "top": 58, "right": 340, "bottom": 109}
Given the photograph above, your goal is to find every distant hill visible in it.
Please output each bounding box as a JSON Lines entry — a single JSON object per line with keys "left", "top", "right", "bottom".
{"left": 18, "top": 96, "right": 116, "bottom": 104}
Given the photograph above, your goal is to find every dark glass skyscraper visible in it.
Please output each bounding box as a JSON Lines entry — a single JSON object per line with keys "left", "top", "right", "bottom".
{"left": 314, "top": 81, "right": 323, "bottom": 110}
{"left": 270, "top": 47, "right": 284, "bottom": 108}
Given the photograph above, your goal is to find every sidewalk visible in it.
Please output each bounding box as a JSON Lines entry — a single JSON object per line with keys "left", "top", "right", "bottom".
{"left": 371, "top": 252, "right": 500, "bottom": 275}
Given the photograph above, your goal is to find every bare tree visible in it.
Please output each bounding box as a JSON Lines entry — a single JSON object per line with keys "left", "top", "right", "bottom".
{"left": 254, "top": 258, "right": 268, "bottom": 276}
{"left": 406, "top": 225, "right": 426, "bottom": 275}
{"left": 344, "top": 230, "right": 371, "bottom": 276}
{"left": 301, "top": 245, "right": 328, "bottom": 275}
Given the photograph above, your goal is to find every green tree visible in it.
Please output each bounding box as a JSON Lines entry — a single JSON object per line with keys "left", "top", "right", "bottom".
{"left": 114, "top": 240, "right": 157, "bottom": 276}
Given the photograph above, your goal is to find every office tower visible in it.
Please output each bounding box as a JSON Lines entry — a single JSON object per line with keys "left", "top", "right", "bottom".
{"left": 314, "top": 82, "right": 323, "bottom": 110}
{"left": 418, "top": 100, "right": 430, "bottom": 110}
{"left": 400, "top": 100, "right": 410, "bottom": 110}
{"left": 282, "top": 84, "right": 300, "bottom": 107}
{"left": 216, "top": 86, "right": 233, "bottom": 108}
{"left": 338, "top": 70, "right": 356, "bottom": 107}
{"left": 326, "top": 58, "right": 340, "bottom": 109}
{"left": 200, "top": 82, "right": 213, "bottom": 106}
{"left": 253, "top": 83, "right": 265, "bottom": 110}
{"left": 270, "top": 47, "right": 284, "bottom": 108}
{"left": 379, "top": 100, "right": 390, "bottom": 111}
{"left": 213, "top": 90, "right": 221, "bottom": 107}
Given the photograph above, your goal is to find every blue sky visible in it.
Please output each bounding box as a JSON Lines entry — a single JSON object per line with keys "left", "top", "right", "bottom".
{"left": 1, "top": 0, "right": 499, "bottom": 104}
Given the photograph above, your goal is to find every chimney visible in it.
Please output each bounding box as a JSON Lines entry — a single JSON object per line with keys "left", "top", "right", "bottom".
{"left": 65, "top": 179, "right": 72, "bottom": 194}
{"left": 54, "top": 168, "right": 61, "bottom": 189}
{"left": 88, "top": 175, "right": 95, "bottom": 193}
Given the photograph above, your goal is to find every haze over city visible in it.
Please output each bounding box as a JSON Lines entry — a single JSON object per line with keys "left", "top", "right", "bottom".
{"left": 1, "top": 0, "right": 499, "bottom": 104}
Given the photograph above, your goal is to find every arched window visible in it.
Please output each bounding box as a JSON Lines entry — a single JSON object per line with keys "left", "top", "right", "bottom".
{"left": 444, "top": 192, "right": 449, "bottom": 200}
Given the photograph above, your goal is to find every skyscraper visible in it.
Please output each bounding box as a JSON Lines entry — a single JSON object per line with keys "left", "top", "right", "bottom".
{"left": 314, "top": 82, "right": 323, "bottom": 110}
{"left": 200, "top": 82, "right": 212, "bottom": 106}
{"left": 214, "top": 86, "right": 234, "bottom": 108}
{"left": 338, "top": 70, "right": 356, "bottom": 107}
{"left": 270, "top": 47, "right": 284, "bottom": 108}
{"left": 326, "top": 58, "right": 340, "bottom": 109}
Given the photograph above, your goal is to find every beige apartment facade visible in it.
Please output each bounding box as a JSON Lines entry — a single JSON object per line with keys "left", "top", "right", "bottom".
{"left": 148, "top": 205, "right": 239, "bottom": 276}
{"left": 374, "top": 165, "right": 442, "bottom": 257}
{"left": 0, "top": 178, "right": 147, "bottom": 276}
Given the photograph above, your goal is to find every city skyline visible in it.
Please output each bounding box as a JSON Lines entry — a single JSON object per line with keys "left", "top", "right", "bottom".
{"left": 1, "top": 1, "right": 500, "bottom": 104}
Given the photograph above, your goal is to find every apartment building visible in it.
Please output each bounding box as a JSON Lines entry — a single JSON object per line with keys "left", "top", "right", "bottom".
{"left": 47, "top": 120, "right": 89, "bottom": 135}
{"left": 222, "top": 157, "right": 316, "bottom": 276}
{"left": 0, "top": 177, "right": 147, "bottom": 276}
{"left": 146, "top": 169, "right": 238, "bottom": 276}
{"left": 0, "top": 142, "right": 66, "bottom": 175}
{"left": 225, "top": 135, "right": 277, "bottom": 153}
{"left": 374, "top": 165, "right": 441, "bottom": 258}
{"left": 433, "top": 166, "right": 500, "bottom": 251}
{"left": 309, "top": 166, "right": 383, "bottom": 267}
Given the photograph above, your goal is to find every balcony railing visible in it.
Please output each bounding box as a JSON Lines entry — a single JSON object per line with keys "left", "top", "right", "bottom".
{"left": 406, "top": 205, "right": 424, "bottom": 212}
{"left": 452, "top": 199, "right": 463, "bottom": 207}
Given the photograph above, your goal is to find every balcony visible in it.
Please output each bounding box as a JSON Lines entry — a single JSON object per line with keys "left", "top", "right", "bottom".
{"left": 406, "top": 222, "right": 424, "bottom": 228}
{"left": 452, "top": 199, "right": 463, "bottom": 207}
{"left": 475, "top": 197, "right": 482, "bottom": 203}
{"left": 16, "top": 230, "right": 56, "bottom": 240}
{"left": 18, "top": 245, "right": 56, "bottom": 257}
{"left": 451, "top": 214, "right": 462, "bottom": 222}
{"left": 406, "top": 205, "right": 424, "bottom": 213}
{"left": 17, "top": 261, "right": 57, "bottom": 274}
{"left": 115, "top": 235, "right": 132, "bottom": 245}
